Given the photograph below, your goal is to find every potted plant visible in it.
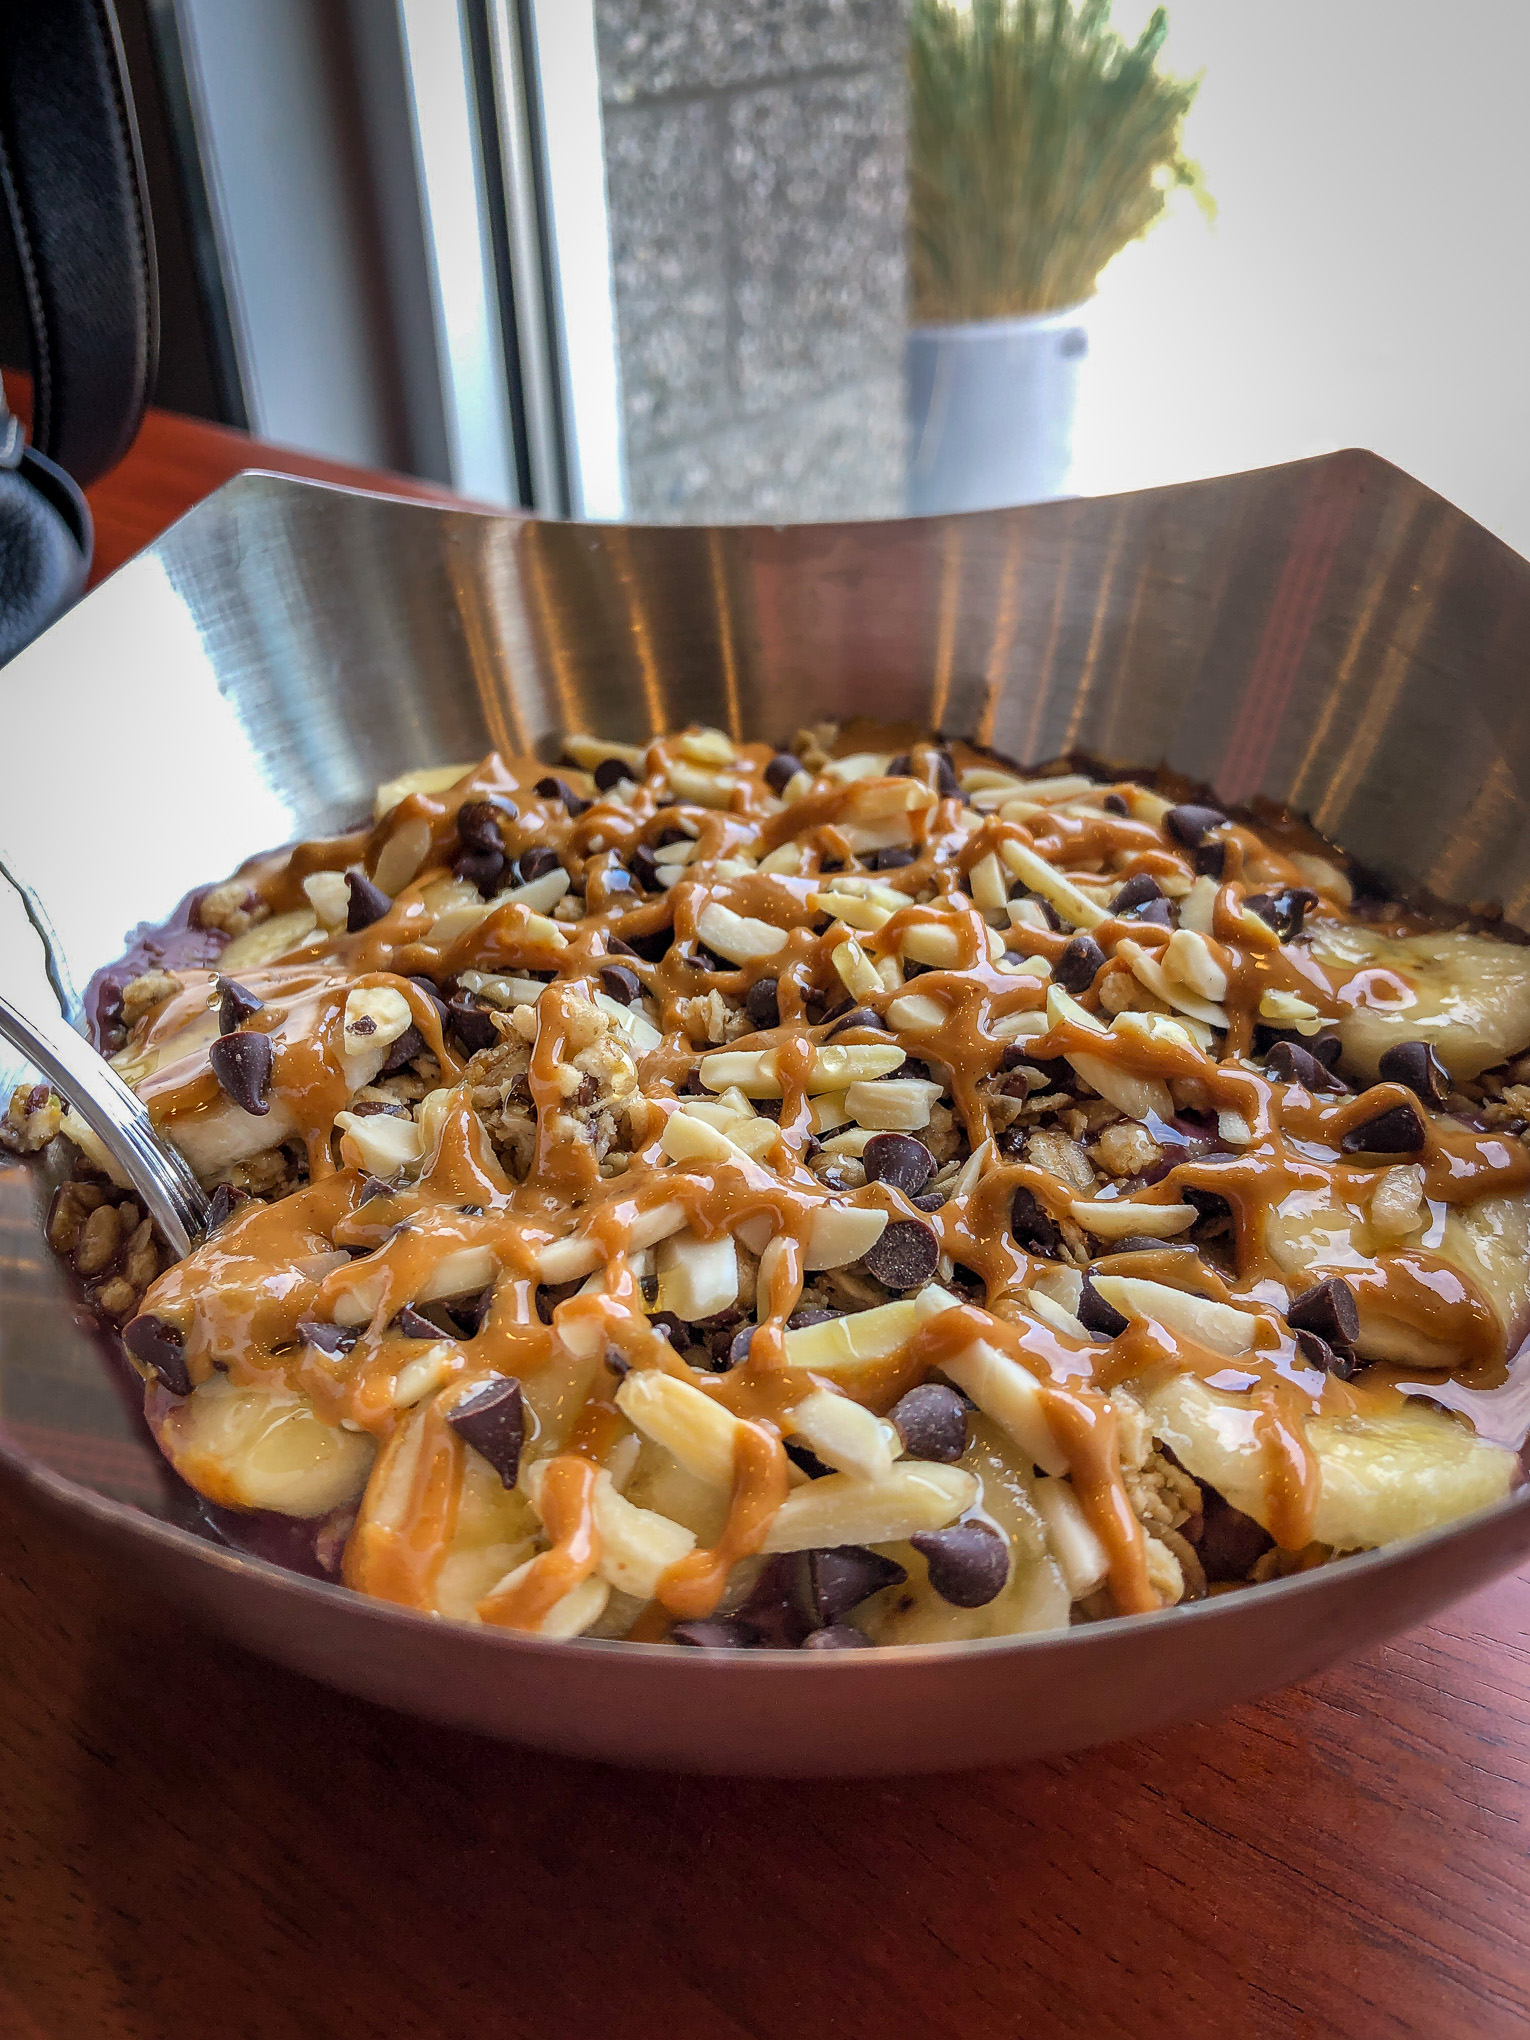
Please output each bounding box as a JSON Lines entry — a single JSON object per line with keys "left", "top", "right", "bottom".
{"left": 908, "top": 0, "right": 1207, "bottom": 513}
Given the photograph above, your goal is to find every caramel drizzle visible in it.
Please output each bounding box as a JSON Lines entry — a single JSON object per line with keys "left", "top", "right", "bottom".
{"left": 127, "top": 731, "right": 1530, "bottom": 1625}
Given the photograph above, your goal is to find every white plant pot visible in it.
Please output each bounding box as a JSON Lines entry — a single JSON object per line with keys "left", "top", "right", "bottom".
{"left": 907, "top": 305, "right": 1089, "bottom": 516}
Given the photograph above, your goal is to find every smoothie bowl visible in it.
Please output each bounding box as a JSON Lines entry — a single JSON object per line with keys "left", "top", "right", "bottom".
{"left": 1, "top": 455, "right": 1528, "bottom": 1772}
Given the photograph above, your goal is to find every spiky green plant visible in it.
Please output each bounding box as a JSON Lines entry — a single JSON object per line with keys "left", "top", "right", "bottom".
{"left": 910, "top": 0, "right": 1208, "bottom": 323}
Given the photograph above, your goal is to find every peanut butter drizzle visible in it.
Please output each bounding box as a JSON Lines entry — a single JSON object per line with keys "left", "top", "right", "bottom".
{"left": 123, "top": 732, "right": 1530, "bottom": 1626}
{"left": 478, "top": 1454, "right": 600, "bottom": 1630}
{"left": 658, "top": 1421, "right": 789, "bottom": 1620}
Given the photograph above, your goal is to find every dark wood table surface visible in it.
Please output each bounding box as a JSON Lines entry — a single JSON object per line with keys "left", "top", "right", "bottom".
{"left": 0, "top": 406, "right": 1526, "bottom": 2040}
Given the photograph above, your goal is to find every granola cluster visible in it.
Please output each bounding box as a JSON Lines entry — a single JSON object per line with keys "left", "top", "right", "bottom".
{"left": 14, "top": 722, "right": 1529, "bottom": 1648}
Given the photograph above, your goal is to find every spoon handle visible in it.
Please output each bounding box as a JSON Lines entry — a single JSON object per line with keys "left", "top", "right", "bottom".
{"left": 0, "top": 988, "right": 207, "bottom": 1260}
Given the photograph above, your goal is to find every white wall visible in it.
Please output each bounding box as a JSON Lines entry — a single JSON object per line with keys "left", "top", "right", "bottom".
{"left": 1072, "top": 0, "right": 1530, "bottom": 561}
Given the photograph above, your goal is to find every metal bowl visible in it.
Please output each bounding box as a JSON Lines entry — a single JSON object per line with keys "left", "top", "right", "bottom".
{"left": 3, "top": 454, "right": 1529, "bottom": 1776}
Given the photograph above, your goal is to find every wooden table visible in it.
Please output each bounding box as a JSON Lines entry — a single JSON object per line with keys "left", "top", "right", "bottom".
{"left": 1, "top": 409, "right": 1527, "bottom": 2040}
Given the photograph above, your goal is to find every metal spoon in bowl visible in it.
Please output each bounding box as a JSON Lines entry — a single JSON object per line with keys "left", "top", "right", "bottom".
{"left": 0, "top": 865, "right": 208, "bottom": 1261}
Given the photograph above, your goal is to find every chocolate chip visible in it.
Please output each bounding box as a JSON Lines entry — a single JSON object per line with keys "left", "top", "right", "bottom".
{"left": 861, "top": 1219, "right": 939, "bottom": 1291}
{"left": 862, "top": 1131, "right": 935, "bottom": 1196}
{"left": 671, "top": 1618, "right": 757, "bottom": 1648}
{"left": 784, "top": 1439, "right": 835, "bottom": 1480}
{"left": 594, "top": 756, "right": 636, "bottom": 791}
{"left": 888, "top": 1383, "right": 968, "bottom": 1462}
{"left": 1307, "top": 1032, "right": 1344, "bottom": 1069}
{"left": 1103, "top": 792, "right": 1129, "bottom": 815}
{"left": 1010, "top": 1185, "right": 1060, "bottom": 1256}
{"left": 345, "top": 868, "right": 392, "bottom": 932}
{"left": 392, "top": 1303, "right": 441, "bottom": 1341}
{"left": 454, "top": 847, "right": 506, "bottom": 897}
{"left": 446, "top": 1376, "right": 525, "bottom": 1486}
{"left": 910, "top": 1523, "right": 1010, "bottom": 1607}
{"left": 358, "top": 1175, "right": 395, "bottom": 1205}
{"left": 1341, "top": 1100, "right": 1426, "bottom": 1154}
{"left": 1011, "top": 888, "right": 1063, "bottom": 931}
{"left": 1096, "top": 1236, "right": 1195, "bottom": 1258}
{"left": 869, "top": 845, "right": 917, "bottom": 871}
{"left": 886, "top": 753, "right": 911, "bottom": 777}
{"left": 445, "top": 1287, "right": 493, "bottom": 1335}
{"left": 203, "top": 1181, "right": 246, "bottom": 1231}
{"left": 799, "top": 1545, "right": 906, "bottom": 1626}
{"left": 1264, "top": 1040, "right": 1345, "bottom": 1091}
{"left": 627, "top": 845, "right": 661, "bottom": 892}
{"left": 649, "top": 1311, "right": 688, "bottom": 1348}
{"left": 911, "top": 1189, "right": 947, "bottom": 1212}
{"left": 1195, "top": 1491, "right": 1272, "bottom": 1581}
{"left": 802, "top": 1624, "right": 874, "bottom": 1649}
{"left": 1077, "top": 1277, "right": 1129, "bottom": 1338}
{"left": 380, "top": 1025, "right": 425, "bottom": 1076}
{"left": 1287, "top": 1275, "right": 1360, "bottom": 1352}
{"left": 1054, "top": 933, "right": 1106, "bottom": 995}
{"left": 515, "top": 844, "right": 561, "bottom": 886}
{"left": 1194, "top": 841, "right": 1228, "bottom": 881}
{"left": 216, "top": 977, "right": 263, "bottom": 1035}
{"left": 1165, "top": 803, "right": 1228, "bottom": 849}
{"left": 122, "top": 1314, "right": 191, "bottom": 1396}
{"left": 745, "top": 977, "right": 781, "bottom": 1029}
{"left": 933, "top": 749, "right": 960, "bottom": 798}
{"left": 1109, "top": 872, "right": 1164, "bottom": 915}
{"left": 824, "top": 1005, "right": 886, "bottom": 1039}
{"left": 787, "top": 1305, "right": 837, "bottom": 1330}
{"left": 1378, "top": 1039, "right": 1450, "bottom": 1106}
{"left": 406, "top": 975, "right": 450, "bottom": 1026}
{"left": 446, "top": 1000, "right": 498, "bottom": 1055}
{"left": 1295, "top": 1327, "right": 1358, "bottom": 1381}
{"left": 717, "top": 1324, "right": 754, "bottom": 1370}
{"left": 298, "top": 1319, "right": 359, "bottom": 1357}
{"left": 456, "top": 798, "right": 508, "bottom": 851}
{"left": 598, "top": 964, "right": 643, "bottom": 1006}
{"left": 764, "top": 752, "right": 803, "bottom": 793}
{"left": 208, "top": 1030, "right": 273, "bottom": 1116}
{"left": 535, "top": 775, "right": 588, "bottom": 817}
{"left": 1243, "top": 886, "right": 1319, "bottom": 941}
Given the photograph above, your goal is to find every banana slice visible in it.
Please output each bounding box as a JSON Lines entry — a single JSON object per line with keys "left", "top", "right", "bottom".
{"left": 1309, "top": 924, "right": 1530, "bottom": 1081}
{"left": 1262, "top": 1183, "right": 1530, "bottom": 1367}
{"left": 854, "top": 1417, "right": 1069, "bottom": 1644}
{"left": 344, "top": 1404, "right": 537, "bottom": 1617}
{"left": 1137, "top": 1371, "right": 1515, "bottom": 1549}
{"left": 151, "top": 1371, "right": 376, "bottom": 1516}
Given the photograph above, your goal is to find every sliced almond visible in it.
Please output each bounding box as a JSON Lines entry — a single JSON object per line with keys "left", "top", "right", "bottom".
{"left": 373, "top": 762, "right": 473, "bottom": 821}
{"left": 787, "top": 1389, "right": 899, "bottom": 1481}
{"left": 968, "top": 851, "right": 1008, "bottom": 912}
{"left": 696, "top": 901, "right": 787, "bottom": 964}
{"left": 1000, "top": 842, "right": 1108, "bottom": 930}
{"left": 667, "top": 760, "right": 737, "bottom": 808}
{"left": 335, "top": 1109, "right": 428, "bottom": 1179}
{"left": 761, "top": 1463, "right": 976, "bottom": 1552}
{"left": 616, "top": 1370, "right": 742, "bottom": 1490}
{"left": 940, "top": 1339, "right": 1068, "bottom": 1476}
{"left": 1065, "top": 1051, "right": 1174, "bottom": 1123}
{"left": 344, "top": 985, "right": 414, "bottom": 1053}
{"left": 1067, "top": 1198, "right": 1197, "bottom": 1240}
{"left": 832, "top": 938, "right": 885, "bottom": 1004}
{"left": 886, "top": 992, "right": 948, "bottom": 1035}
{"left": 780, "top": 1297, "right": 918, "bottom": 1375}
{"left": 656, "top": 1230, "right": 739, "bottom": 1320}
{"left": 303, "top": 870, "right": 351, "bottom": 933}
{"left": 373, "top": 813, "right": 435, "bottom": 897}
{"left": 844, "top": 1077, "right": 944, "bottom": 1130}
{"left": 1030, "top": 1476, "right": 1111, "bottom": 1599}
{"left": 1090, "top": 1274, "right": 1257, "bottom": 1358}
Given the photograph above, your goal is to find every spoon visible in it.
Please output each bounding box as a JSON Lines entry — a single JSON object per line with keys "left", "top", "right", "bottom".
{"left": 0, "top": 866, "right": 208, "bottom": 1259}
